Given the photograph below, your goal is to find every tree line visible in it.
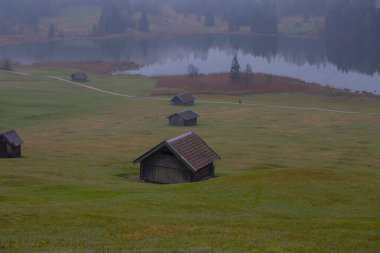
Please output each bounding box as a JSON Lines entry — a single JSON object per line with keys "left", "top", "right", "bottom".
{"left": 0, "top": 0, "right": 57, "bottom": 35}
{"left": 326, "top": 0, "right": 380, "bottom": 43}
{"left": 1, "top": 0, "right": 380, "bottom": 40}
{"left": 92, "top": 1, "right": 150, "bottom": 35}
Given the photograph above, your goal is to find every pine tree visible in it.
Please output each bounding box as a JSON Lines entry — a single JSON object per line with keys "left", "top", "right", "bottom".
{"left": 229, "top": 54, "right": 241, "bottom": 83}
{"left": 205, "top": 11, "right": 215, "bottom": 27}
{"left": 139, "top": 11, "right": 150, "bottom": 32}
{"left": 97, "top": 3, "right": 133, "bottom": 35}
{"left": 91, "top": 24, "right": 97, "bottom": 35}
{"left": 0, "top": 58, "right": 13, "bottom": 71}
{"left": 48, "top": 23, "right": 56, "bottom": 38}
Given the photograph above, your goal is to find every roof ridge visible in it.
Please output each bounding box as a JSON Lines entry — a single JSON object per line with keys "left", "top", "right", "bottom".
{"left": 178, "top": 109, "right": 193, "bottom": 113}
{"left": 166, "top": 131, "right": 194, "bottom": 143}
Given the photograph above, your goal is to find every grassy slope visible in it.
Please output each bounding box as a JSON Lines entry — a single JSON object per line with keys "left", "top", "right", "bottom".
{"left": 0, "top": 68, "right": 380, "bottom": 252}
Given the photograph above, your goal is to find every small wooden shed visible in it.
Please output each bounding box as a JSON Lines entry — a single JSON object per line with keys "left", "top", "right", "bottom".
{"left": 133, "top": 131, "right": 220, "bottom": 184}
{"left": 171, "top": 93, "right": 195, "bottom": 106}
{"left": 70, "top": 72, "right": 88, "bottom": 82}
{"left": 0, "top": 130, "right": 24, "bottom": 158}
{"left": 168, "top": 110, "right": 198, "bottom": 126}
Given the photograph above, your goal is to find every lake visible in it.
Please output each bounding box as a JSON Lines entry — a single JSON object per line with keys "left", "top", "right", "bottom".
{"left": 1, "top": 34, "right": 379, "bottom": 93}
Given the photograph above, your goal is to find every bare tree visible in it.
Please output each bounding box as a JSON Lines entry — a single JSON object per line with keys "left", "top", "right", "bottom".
{"left": 244, "top": 63, "right": 253, "bottom": 86}
{"left": 187, "top": 64, "right": 199, "bottom": 77}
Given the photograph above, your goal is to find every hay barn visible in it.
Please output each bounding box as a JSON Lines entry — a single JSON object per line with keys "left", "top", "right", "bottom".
{"left": 168, "top": 110, "right": 198, "bottom": 126}
{"left": 171, "top": 93, "right": 195, "bottom": 106}
{"left": 0, "top": 130, "right": 23, "bottom": 158}
{"left": 70, "top": 72, "right": 88, "bottom": 82}
{"left": 133, "top": 131, "right": 220, "bottom": 184}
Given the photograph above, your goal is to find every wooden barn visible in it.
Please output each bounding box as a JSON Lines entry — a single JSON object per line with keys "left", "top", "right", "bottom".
{"left": 168, "top": 110, "right": 198, "bottom": 127}
{"left": 133, "top": 131, "right": 220, "bottom": 184}
{"left": 171, "top": 93, "right": 195, "bottom": 106}
{"left": 70, "top": 72, "right": 88, "bottom": 82}
{"left": 0, "top": 130, "right": 24, "bottom": 158}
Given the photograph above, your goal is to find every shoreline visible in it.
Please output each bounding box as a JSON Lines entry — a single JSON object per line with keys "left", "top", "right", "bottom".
{"left": 12, "top": 61, "right": 379, "bottom": 97}
{"left": 28, "top": 61, "right": 140, "bottom": 75}
{"left": 0, "top": 30, "right": 311, "bottom": 46}
{"left": 154, "top": 72, "right": 378, "bottom": 97}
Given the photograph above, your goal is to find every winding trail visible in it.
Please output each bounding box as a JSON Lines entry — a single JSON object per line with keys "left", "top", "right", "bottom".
{"left": 46, "top": 76, "right": 169, "bottom": 101}
{"left": 46, "top": 76, "right": 380, "bottom": 116}
{"left": 0, "top": 69, "right": 31, "bottom": 76}
{"left": 2, "top": 70, "right": 380, "bottom": 116}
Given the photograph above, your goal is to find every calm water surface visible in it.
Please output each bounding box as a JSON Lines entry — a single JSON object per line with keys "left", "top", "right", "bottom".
{"left": 1, "top": 34, "right": 379, "bottom": 93}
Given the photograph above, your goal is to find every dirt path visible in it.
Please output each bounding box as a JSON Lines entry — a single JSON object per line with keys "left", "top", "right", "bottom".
{"left": 46, "top": 75, "right": 380, "bottom": 116}
{"left": 2, "top": 70, "right": 380, "bottom": 116}
{"left": 46, "top": 76, "right": 169, "bottom": 102}
{"left": 0, "top": 69, "right": 31, "bottom": 76}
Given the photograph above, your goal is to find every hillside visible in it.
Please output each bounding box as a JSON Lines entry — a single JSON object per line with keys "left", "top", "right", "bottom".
{"left": 0, "top": 67, "right": 379, "bottom": 252}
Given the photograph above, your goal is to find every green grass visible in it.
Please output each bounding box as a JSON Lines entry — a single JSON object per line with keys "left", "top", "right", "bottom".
{"left": 1, "top": 68, "right": 380, "bottom": 252}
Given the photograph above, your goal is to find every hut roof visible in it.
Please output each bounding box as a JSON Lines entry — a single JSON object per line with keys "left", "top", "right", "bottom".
{"left": 168, "top": 110, "right": 198, "bottom": 120}
{"left": 71, "top": 72, "right": 88, "bottom": 79}
{"left": 0, "top": 130, "right": 23, "bottom": 147}
{"left": 133, "top": 131, "right": 220, "bottom": 172}
{"left": 174, "top": 93, "right": 195, "bottom": 103}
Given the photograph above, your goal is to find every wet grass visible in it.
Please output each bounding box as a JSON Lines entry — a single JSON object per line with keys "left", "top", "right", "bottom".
{"left": 0, "top": 69, "right": 380, "bottom": 252}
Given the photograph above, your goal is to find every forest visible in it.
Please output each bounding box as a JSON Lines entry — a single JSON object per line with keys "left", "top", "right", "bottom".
{"left": 0, "top": 0, "right": 379, "bottom": 40}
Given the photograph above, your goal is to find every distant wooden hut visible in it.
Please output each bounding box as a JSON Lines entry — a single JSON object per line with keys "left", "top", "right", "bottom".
{"left": 0, "top": 130, "right": 24, "bottom": 158}
{"left": 171, "top": 93, "right": 195, "bottom": 106}
{"left": 133, "top": 131, "right": 220, "bottom": 184}
{"left": 168, "top": 110, "right": 198, "bottom": 126}
{"left": 70, "top": 72, "right": 88, "bottom": 82}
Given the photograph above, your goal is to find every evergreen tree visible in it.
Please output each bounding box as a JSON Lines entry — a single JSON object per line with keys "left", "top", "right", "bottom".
{"left": 48, "top": 23, "right": 56, "bottom": 38}
{"left": 0, "top": 59, "right": 13, "bottom": 71}
{"left": 97, "top": 2, "right": 133, "bottom": 35}
{"left": 229, "top": 54, "right": 241, "bottom": 83}
{"left": 227, "top": 8, "right": 240, "bottom": 32}
{"left": 250, "top": 2, "right": 278, "bottom": 34}
{"left": 205, "top": 11, "right": 215, "bottom": 27}
{"left": 91, "top": 24, "right": 97, "bottom": 35}
{"left": 139, "top": 11, "right": 150, "bottom": 32}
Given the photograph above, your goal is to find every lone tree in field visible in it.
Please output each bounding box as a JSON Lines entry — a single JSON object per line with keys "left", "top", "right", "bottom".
{"left": 244, "top": 63, "right": 253, "bottom": 86}
{"left": 229, "top": 54, "right": 240, "bottom": 83}
{"left": 138, "top": 11, "right": 150, "bottom": 32}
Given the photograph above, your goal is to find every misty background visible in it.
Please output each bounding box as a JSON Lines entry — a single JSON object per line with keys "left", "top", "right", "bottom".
{"left": 1, "top": 0, "right": 380, "bottom": 41}
{"left": 1, "top": 0, "right": 380, "bottom": 92}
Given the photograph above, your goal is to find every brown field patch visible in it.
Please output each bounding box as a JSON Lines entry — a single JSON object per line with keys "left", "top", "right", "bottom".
{"left": 155, "top": 73, "right": 340, "bottom": 95}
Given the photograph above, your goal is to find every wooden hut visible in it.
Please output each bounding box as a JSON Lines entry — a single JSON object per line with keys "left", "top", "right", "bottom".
{"left": 70, "top": 72, "right": 88, "bottom": 82}
{"left": 0, "top": 130, "right": 23, "bottom": 158}
{"left": 171, "top": 93, "right": 195, "bottom": 106}
{"left": 133, "top": 131, "right": 220, "bottom": 184}
{"left": 168, "top": 110, "right": 198, "bottom": 127}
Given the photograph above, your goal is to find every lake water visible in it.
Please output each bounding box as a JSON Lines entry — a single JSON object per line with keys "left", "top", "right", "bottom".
{"left": 1, "top": 34, "right": 379, "bottom": 93}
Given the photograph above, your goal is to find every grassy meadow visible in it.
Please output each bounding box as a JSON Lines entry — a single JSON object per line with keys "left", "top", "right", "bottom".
{"left": 1, "top": 68, "right": 380, "bottom": 252}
